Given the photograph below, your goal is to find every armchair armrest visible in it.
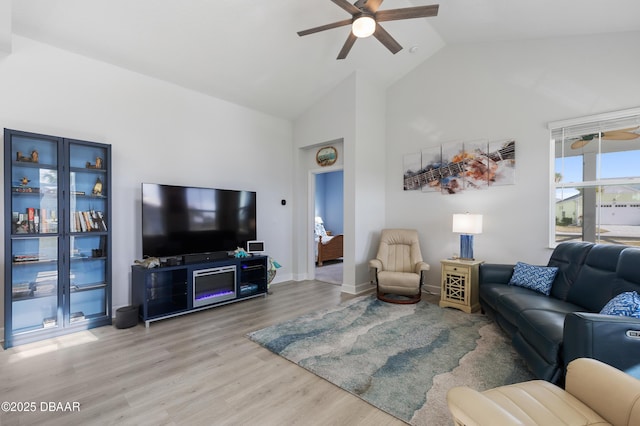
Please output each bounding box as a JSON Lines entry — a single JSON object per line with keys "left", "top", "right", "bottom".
{"left": 565, "top": 358, "right": 640, "bottom": 426}
{"left": 369, "top": 259, "right": 382, "bottom": 285}
{"left": 369, "top": 259, "right": 382, "bottom": 270}
{"left": 564, "top": 312, "right": 640, "bottom": 378}
{"left": 414, "top": 261, "right": 430, "bottom": 274}
{"left": 446, "top": 386, "right": 525, "bottom": 426}
{"left": 479, "top": 263, "right": 514, "bottom": 287}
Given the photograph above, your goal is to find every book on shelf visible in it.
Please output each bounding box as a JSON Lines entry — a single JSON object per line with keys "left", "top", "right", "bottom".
{"left": 13, "top": 254, "right": 40, "bottom": 262}
{"left": 34, "top": 209, "right": 40, "bottom": 233}
{"left": 40, "top": 208, "right": 47, "bottom": 233}
{"left": 71, "top": 210, "right": 107, "bottom": 232}
{"left": 13, "top": 207, "right": 58, "bottom": 234}
{"left": 93, "top": 210, "right": 108, "bottom": 231}
{"left": 82, "top": 211, "right": 92, "bottom": 231}
{"left": 12, "top": 186, "right": 39, "bottom": 193}
{"left": 27, "top": 207, "right": 36, "bottom": 233}
{"left": 72, "top": 211, "right": 81, "bottom": 232}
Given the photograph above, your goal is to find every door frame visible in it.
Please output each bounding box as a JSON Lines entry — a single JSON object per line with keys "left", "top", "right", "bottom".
{"left": 308, "top": 166, "right": 344, "bottom": 282}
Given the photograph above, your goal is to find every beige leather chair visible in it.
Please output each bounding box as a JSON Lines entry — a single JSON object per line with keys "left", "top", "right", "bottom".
{"left": 447, "top": 358, "right": 640, "bottom": 426}
{"left": 369, "top": 229, "right": 430, "bottom": 304}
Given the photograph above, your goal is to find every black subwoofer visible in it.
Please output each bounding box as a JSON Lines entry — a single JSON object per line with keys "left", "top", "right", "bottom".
{"left": 115, "top": 305, "right": 139, "bottom": 329}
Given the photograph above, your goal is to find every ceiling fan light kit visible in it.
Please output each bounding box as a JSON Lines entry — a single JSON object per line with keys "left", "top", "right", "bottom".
{"left": 352, "top": 15, "right": 376, "bottom": 38}
{"left": 297, "top": 0, "right": 439, "bottom": 60}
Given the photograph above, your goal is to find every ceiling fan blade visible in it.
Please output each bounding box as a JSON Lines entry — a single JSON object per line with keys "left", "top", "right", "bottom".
{"left": 570, "top": 139, "right": 590, "bottom": 149}
{"left": 359, "top": 0, "right": 384, "bottom": 13}
{"left": 602, "top": 132, "right": 640, "bottom": 140}
{"left": 337, "top": 32, "right": 358, "bottom": 60}
{"left": 376, "top": 4, "right": 440, "bottom": 22}
{"left": 297, "top": 19, "right": 353, "bottom": 37}
{"left": 373, "top": 24, "right": 402, "bottom": 54}
{"left": 331, "top": 0, "right": 362, "bottom": 15}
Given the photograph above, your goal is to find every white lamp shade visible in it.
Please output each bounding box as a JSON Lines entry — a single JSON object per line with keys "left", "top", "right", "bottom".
{"left": 452, "top": 213, "right": 483, "bottom": 235}
{"left": 315, "top": 216, "right": 324, "bottom": 224}
{"left": 352, "top": 16, "right": 376, "bottom": 38}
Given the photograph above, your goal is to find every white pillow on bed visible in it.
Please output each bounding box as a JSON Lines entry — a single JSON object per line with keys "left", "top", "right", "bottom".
{"left": 315, "top": 222, "right": 328, "bottom": 237}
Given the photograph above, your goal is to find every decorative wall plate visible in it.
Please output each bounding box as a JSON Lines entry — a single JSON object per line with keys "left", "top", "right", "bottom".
{"left": 316, "top": 146, "right": 338, "bottom": 167}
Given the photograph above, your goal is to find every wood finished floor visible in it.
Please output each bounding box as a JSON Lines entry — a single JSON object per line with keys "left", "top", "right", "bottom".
{"left": 0, "top": 281, "right": 408, "bottom": 426}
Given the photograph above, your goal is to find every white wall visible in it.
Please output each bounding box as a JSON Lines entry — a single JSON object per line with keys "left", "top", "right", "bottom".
{"left": 293, "top": 71, "right": 386, "bottom": 293}
{"left": 352, "top": 72, "right": 387, "bottom": 287}
{"left": 0, "top": 36, "right": 294, "bottom": 325}
{"left": 386, "top": 31, "right": 640, "bottom": 292}
{"left": 0, "top": 0, "right": 9, "bottom": 55}
{"left": 293, "top": 76, "right": 355, "bottom": 285}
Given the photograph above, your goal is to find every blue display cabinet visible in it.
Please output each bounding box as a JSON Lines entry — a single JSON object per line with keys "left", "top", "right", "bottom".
{"left": 4, "top": 128, "right": 112, "bottom": 348}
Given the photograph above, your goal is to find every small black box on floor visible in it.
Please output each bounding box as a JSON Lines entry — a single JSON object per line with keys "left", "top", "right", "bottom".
{"left": 115, "top": 305, "right": 139, "bottom": 329}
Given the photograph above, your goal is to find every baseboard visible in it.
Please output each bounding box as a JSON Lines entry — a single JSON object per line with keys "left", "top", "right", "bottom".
{"left": 271, "top": 272, "right": 292, "bottom": 284}
{"left": 423, "top": 283, "right": 440, "bottom": 295}
{"left": 292, "top": 272, "right": 308, "bottom": 281}
{"left": 341, "top": 281, "right": 375, "bottom": 295}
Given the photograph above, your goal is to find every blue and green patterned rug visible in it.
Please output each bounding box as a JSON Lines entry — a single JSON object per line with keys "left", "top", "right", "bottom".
{"left": 247, "top": 295, "right": 534, "bottom": 425}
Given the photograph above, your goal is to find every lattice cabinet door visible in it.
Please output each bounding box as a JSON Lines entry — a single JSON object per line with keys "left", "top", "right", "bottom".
{"left": 439, "top": 259, "right": 483, "bottom": 313}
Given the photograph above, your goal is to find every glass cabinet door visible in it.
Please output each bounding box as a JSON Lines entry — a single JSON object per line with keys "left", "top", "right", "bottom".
{"left": 66, "top": 142, "right": 110, "bottom": 323}
{"left": 7, "top": 133, "right": 62, "bottom": 335}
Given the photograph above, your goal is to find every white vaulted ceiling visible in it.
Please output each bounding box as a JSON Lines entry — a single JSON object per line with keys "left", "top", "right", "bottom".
{"left": 9, "top": 0, "right": 640, "bottom": 119}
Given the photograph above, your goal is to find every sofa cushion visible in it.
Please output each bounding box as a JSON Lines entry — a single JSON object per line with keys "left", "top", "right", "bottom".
{"left": 509, "top": 262, "right": 558, "bottom": 295}
{"left": 547, "top": 241, "right": 593, "bottom": 300}
{"left": 479, "top": 282, "right": 533, "bottom": 312}
{"left": 566, "top": 244, "right": 628, "bottom": 312}
{"left": 600, "top": 291, "right": 640, "bottom": 318}
{"left": 495, "top": 291, "right": 583, "bottom": 327}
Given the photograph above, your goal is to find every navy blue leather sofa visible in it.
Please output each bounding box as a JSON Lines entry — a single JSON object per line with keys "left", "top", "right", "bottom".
{"left": 479, "top": 242, "right": 640, "bottom": 384}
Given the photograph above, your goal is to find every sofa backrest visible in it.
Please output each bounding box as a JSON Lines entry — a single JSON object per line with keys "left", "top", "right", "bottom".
{"left": 611, "top": 248, "right": 640, "bottom": 296}
{"left": 565, "top": 244, "right": 629, "bottom": 311}
{"left": 547, "top": 242, "right": 593, "bottom": 300}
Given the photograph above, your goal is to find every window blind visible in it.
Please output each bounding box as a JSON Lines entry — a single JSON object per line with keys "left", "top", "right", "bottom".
{"left": 549, "top": 107, "right": 640, "bottom": 140}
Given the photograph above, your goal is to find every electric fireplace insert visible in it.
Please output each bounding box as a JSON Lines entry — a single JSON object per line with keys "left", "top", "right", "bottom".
{"left": 193, "top": 265, "right": 236, "bottom": 308}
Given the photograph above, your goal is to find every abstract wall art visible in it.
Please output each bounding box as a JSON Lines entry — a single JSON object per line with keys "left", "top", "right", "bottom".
{"left": 403, "top": 139, "right": 516, "bottom": 194}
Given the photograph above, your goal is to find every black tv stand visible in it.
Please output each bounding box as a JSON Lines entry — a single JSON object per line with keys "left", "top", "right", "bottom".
{"left": 132, "top": 255, "right": 268, "bottom": 327}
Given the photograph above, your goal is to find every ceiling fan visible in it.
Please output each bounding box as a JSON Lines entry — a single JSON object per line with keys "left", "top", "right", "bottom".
{"left": 570, "top": 127, "right": 640, "bottom": 149}
{"left": 297, "top": 0, "right": 439, "bottom": 60}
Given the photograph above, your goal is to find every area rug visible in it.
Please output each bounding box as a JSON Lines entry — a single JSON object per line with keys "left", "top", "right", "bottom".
{"left": 247, "top": 294, "right": 534, "bottom": 425}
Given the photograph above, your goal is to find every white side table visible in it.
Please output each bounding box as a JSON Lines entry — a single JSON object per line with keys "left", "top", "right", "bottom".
{"left": 439, "top": 259, "right": 484, "bottom": 313}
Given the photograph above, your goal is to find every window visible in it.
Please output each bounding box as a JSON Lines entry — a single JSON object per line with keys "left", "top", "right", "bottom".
{"left": 549, "top": 107, "right": 640, "bottom": 247}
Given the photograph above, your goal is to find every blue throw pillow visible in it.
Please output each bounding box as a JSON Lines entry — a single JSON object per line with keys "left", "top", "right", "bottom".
{"left": 508, "top": 262, "right": 558, "bottom": 296}
{"left": 600, "top": 291, "right": 640, "bottom": 318}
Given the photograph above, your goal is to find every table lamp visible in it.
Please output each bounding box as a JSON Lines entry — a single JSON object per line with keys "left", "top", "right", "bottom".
{"left": 452, "top": 213, "right": 483, "bottom": 260}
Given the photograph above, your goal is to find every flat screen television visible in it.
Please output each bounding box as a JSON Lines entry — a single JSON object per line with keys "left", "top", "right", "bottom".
{"left": 141, "top": 183, "right": 256, "bottom": 258}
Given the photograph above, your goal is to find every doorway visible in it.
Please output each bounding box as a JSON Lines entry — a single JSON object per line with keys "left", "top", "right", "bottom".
{"left": 313, "top": 170, "right": 344, "bottom": 284}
